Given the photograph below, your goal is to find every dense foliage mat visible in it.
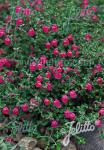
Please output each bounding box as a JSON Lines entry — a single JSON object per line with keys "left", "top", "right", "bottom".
{"left": 0, "top": 0, "right": 104, "bottom": 149}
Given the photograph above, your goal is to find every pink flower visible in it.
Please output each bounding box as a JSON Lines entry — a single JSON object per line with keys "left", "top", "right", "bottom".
{"left": 97, "top": 77, "right": 103, "bottom": 85}
{"left": 45, "top": 82, "right": 52, "bottom": 91}
{"left": 85, "top": 83, "right": 93, "bottom": 91}
{"left": 57, "top": 60, "right": 63, "bottom": 67}
{"left": 51, "top": 120, "right": 58, "bottom": 128}
{"left": 0, "top": 58, "right": 11, "bottom": 68}
{"left": 92, "top": 15, "right": 98, "bottom": 22}
{"left": 61, "top": 95, "right": 69, "bottom": 104}
{"left": 51, "top": 24, "right": 58, "bottom": 32}
{"left": 91, "top": 6, "right": 97, "bottom": 12}
{"left": 37, "top": 63, "right": 43, "bottom": 70}
{"left": 53, "top": 48, "right": 59, "bottom": 56}
{"left": 15, "top": 6, "right": 22, "bottom": 13}
{"left": 42, "top": 26, "right": 50, "bottom": 33}
{"left": 53, "top": 99, "right": 61, "bottom": 108}
{"left": 4, "top": 37, "right": 11, "bottom": 46}
{"left": 5, "top": 137, "right": 14, "bottom": 142}
{"left": 56, "top": 67, "right": 63, "bottom": 73}
{"left": 23, "top": 8, "right": 31, "bottom": 15}
{"left": 69, "top": 112, "right": 76, "bottom": 120}
{"left": 45, "top": 71, "right": 51, "bottom": 79}
{"left": 64, "top": 110, "right": 76, "bottom": 120}
{"left": 63, "top": 38, "right": 69, "bottom": 46}
{"left": 64, "top": 110, "right": 70, "bottom": 118}
{"left": 54, "top": 73, "right": 62, "bottom": 80}
{"left": 69, "top": 90, "right": 77, "bottom": 99}
{"left": 95, "top": 64, "right": 102, "bottom": 72}
{"left": 35, "top": 0, "right": 42, "bottom": 5}
{"left": 95, "top": 119, "right": 102, "bottom": 127}
{"left": 83, "top": 0, "right": 89, "bottom": 9}
{"left": 0, "top": 29, "right": 5, "bottom": 38}
{"left": 2, "top": 107, "right": 10, "bottom": 115}
{"left": 28, "top": 28, "right": 35, "bottom": 37}
{"left": 72, "top": 44, "right": 80, "bottom": 51}
{"left": 40, "top": 55, "right": 47, "bottom": 64}
{"left": 60, "top": 52, "right": 67, "bottom": 58}
{"left": 44, "top": 98, "right": 50, "bottom": 106}
{"left": 21, "top": 104, "right": 28, "bottom": 112}
{"left": 35, "top": 81, "right": 42, "bottom": 88}
{"left": 0, "top": 76, "right": 4, "bottom": 84}
{"left": 29, "top": 62, "right": 37, "bottom": 72}
{"left": 67, "top": 34, "right": 73, "bottom": 41}
{"left": 36, "top": 75, "right": 43, "bottom": 82}
{"left": 98, "top": 108, "right": 104, "bottom": 116}
{"left": 85, "top": 33, "right": 92, "bottom": 41}
{"left": 51, "top": 39, "right": 58, "bottom": 47}
{"left": 16, "top": 18, "right": 23, "bottom": 26}
{"left": 13, "top": 107, "right": 19, "bottom": 116}
{"left": 67, "top": 50, "right": 73, "bottom": 57}
{"left": 83, "top": 0, "right": 89, "bottom": 5}
{"left": 45, "top": 42, "right": 51, "bottom": 49}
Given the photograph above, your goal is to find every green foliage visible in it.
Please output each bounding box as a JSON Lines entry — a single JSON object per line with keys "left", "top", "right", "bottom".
{"left": 0, "top": 0, "right": 104, "bottom": 149}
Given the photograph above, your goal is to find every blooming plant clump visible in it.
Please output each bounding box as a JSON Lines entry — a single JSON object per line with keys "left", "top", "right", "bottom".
{"left": 0, "top": 0, "right": 104, "bottom": 149}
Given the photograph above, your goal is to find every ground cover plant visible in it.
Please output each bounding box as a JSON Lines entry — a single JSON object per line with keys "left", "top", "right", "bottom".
{"left": 0, "top": 0, "right": 104, "bottom": 149}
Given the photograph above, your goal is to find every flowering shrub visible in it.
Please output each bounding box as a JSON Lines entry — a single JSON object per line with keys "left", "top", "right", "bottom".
{"left": 0, "top": 0, "right": 104, "bottom": 149}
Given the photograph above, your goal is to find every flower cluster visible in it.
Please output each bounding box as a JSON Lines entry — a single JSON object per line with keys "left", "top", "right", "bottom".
{"left": 80, "top": 0, "right": 98, "bottom": 22}
{"left": 0, "top": 0, "right": 104, "bottom": 145}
